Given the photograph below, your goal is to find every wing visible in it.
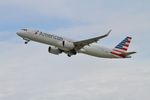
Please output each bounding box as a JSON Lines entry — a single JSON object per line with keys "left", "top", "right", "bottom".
{"left": 74, "top": 29, "right": 112, "bottom": 50}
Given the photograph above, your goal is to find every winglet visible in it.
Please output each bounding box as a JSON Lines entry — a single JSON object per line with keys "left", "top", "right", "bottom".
{"left": 105, "top": 29, "right": 112, "bottom": 36}
{"left": 100, "top": 29, "right": 112, "bottom": 39}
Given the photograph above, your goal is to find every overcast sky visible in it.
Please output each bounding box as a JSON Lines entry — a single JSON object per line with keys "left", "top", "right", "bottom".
{"left": 0, "top": 0, "right": 150, "bottom": 100}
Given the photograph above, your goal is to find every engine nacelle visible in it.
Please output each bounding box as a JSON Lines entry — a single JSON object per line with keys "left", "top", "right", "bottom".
{"left": 48, "top": 46, "right": 62, "bottom": 55}
{"left": 63, "top": 40, "right": 75, "bottom": 50}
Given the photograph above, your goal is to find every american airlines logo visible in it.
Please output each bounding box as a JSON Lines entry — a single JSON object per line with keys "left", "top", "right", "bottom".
{"left": 39, "top": 32, "right": 63, "bottom": 41}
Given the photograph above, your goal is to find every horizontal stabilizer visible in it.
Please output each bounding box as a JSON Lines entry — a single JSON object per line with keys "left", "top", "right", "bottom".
{"left": 124, "top": 51, "right": 136, "bottom": 56}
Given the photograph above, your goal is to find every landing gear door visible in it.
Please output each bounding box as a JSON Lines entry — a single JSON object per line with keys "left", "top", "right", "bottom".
{"left": 62, "top": 41, "right": 65, "bottom": 47}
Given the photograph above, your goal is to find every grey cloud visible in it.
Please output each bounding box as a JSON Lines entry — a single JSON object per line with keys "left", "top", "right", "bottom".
{"left": 1, "top": 0, "right": 150, "bottom": 24}
{"left": 0, "top": 42, "right": 150, "bottom": 100}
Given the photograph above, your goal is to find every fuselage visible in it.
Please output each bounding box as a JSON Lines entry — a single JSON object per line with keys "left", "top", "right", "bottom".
{"left": 79, "top": 45, "right": 117, "bottom": 58}
{"left": 17, "top": 29, "right": 129, "bottom": 58}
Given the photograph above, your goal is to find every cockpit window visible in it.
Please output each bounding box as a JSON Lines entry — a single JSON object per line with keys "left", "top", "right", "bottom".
{"left": 21, "top": 29, "right": 28, "bottom": 31}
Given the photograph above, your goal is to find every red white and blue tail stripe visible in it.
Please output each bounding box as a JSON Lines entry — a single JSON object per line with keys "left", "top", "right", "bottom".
{"left": 111, "top": 37, "right": 132, "bottom": 58}
{"left": 115, "top": 36, "right": 132, "bottom": 51}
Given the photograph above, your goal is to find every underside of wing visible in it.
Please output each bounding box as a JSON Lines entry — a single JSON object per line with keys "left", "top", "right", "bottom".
{"left": 73, "top": 30, "right": 111, "bottom": 50}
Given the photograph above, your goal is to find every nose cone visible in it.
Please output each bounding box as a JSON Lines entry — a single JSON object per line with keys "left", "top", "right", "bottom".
{"left": 16, "top": 32, "right": 22, "bottom": 36}
{"left": 16, "top": 32, "right": 20, "bottom": 36}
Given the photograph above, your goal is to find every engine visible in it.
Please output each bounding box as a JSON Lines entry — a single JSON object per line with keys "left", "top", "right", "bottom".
{"left": 48, "top": 46, "right": 62, "bottom": 55}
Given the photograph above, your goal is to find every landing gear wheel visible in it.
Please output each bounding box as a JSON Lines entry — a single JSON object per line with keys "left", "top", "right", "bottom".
{"left": 25, "top": 41, "right": 28, "bottom": 44}
{"left": 67, "top": 54, "right": 71, "bottom": 57}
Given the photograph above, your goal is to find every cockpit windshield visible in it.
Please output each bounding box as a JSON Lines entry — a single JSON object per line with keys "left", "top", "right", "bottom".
{"left": 21, "top": 29, "right": 28, "bottom": 31}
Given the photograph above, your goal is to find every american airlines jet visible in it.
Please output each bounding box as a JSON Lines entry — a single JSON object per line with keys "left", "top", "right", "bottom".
{"left": 17, "top": 29, "right": 136, "bottom": 58}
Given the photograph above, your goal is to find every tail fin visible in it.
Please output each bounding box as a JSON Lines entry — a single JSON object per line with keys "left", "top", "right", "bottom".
{"left": 114, "top": 36, "right": 132, "bottom": 52}
{"left": 111, "top": 36, "right": 136, "bottom": 58}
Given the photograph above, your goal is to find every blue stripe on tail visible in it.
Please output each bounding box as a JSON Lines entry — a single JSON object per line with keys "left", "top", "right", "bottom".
{"left": 114, "top": 37, "right": 132, "bottom": 51}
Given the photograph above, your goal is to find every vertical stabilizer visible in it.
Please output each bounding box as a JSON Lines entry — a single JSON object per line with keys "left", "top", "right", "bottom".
{"left": 114, "top": 36, "right": 132, "bottom": 52}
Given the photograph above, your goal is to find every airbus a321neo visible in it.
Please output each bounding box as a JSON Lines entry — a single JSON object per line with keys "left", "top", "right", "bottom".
{"left": 17, "top": 29, "right": 136, "bottom": 58}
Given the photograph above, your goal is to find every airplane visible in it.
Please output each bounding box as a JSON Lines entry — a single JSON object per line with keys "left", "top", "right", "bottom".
{"left": 17, "top": 29, "right": 136, "bottom": 58}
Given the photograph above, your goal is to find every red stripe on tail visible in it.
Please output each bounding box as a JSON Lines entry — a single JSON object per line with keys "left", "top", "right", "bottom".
{"left": 111, "top": 52, "right": 126, "bottom": 58}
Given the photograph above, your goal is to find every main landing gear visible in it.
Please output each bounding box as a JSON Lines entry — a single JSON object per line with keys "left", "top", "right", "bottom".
{"left": 67, "top": 50, "right": 77, "bottom": 57}
{"left": 67, "top": 54, "right": 71, "bottom": 57}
